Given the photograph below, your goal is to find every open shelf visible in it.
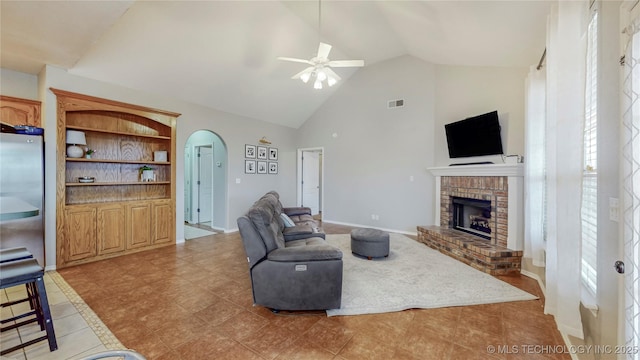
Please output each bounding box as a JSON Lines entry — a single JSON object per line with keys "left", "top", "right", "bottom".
{"left": 66, "top": 158, "right": 170, "bottom": 165}
{"left": 66, "top": 125, "right": 171, "bottom": 140}
{"left": 66, "top": 181, "right": 171, "bottom": 187}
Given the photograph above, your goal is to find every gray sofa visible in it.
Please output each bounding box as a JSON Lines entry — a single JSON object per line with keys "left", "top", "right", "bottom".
{"left": 237, "top": 191, "right": 343, "bottom": 311}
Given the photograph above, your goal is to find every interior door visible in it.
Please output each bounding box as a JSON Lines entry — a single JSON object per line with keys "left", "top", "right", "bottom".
{"left": 197, "top": 146, "right": 213, "bottom": 224}
{"left": 302, "top": 150, "right": 320, "bottom": 215}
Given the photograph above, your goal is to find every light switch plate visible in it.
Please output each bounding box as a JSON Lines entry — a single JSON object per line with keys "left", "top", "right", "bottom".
{"left": 610, "top": 197, "right": 619, "bottom": 222}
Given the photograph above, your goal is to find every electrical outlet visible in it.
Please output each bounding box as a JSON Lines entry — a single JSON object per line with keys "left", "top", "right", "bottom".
{"left": 610, "top": 197, "right": 619, "bottom": 222}
{"left": 371, "top": 214, "right": 375, "bottom": 220}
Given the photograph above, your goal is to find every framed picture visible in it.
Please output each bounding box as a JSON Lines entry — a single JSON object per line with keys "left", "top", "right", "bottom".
{"left": 245, "top": 160, "right": 256, "bottom": 174}
{"left": 269, "top": 147, "right": 278, "bottom": 161}
{"left": 257, "top": 161, "right": 267, "bottom": 174}
{"left": 268, "top": 162, "right": 278, "bottom": 174}
{"left": 245, "top": 144, "right": 256, "bottom": 158}
{"left": 257, "top": 146, "right": 268, "bottom": 159}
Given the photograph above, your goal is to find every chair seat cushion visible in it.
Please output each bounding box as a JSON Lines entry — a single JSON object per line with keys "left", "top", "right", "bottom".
{"left": 268, "top": 239, "right": 343, "bottom": 262}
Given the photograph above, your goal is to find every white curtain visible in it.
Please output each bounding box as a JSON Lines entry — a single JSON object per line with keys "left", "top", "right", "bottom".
{"left": 543, "top": 2, "right": 585, "bottom": 339}
{"left": 622, "top": 18, "right": 640, "bottom": 359}
{"left": 524, "top": 65, "right": 546, "bottom": 267}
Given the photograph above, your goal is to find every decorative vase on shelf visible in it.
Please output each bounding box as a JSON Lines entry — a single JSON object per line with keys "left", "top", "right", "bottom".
{"left": 85, "top": 154, "right": 91, "bottom": 159}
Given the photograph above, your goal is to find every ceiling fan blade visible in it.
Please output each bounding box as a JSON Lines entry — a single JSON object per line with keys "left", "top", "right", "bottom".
{"left": 317, "top": 42, "right": 332, "bottom": 59}
{"left": 328, "top": 59, "right": 365, "bottom": 67}
{"left": 324, "top": 67, "right": 341, "bottom": 81}
{"left": 291, "top": 67, "right": 315, "bottom": 80}
{"left": 277, "top": 57, "right": 313, "bottom": 65}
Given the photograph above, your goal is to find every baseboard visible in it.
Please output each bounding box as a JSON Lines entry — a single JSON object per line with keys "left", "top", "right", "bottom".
{"left": 560, "top": 332, "right": 580, "bottom": 360}
{"left": 176, "top": 238, "right": 185, "bottom": 244}
{"left": 225, "top": 228, "right": 239, "bottom": 233}
{"left": 321, "top": 220, "right": 418, "bottom": 237}
{"left": 520, "top": 269, "right": 546, "bottom": 298}
{"left": 45, "top": 265, "right": 56, "bottom": 271}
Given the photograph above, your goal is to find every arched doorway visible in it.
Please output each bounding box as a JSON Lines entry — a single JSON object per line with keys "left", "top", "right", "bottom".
{"left": 184, "top": 130, "right": 227, "bottom": 238}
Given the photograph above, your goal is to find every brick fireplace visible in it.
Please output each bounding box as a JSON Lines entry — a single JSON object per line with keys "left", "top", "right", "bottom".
{"left": 418, "top": 164, "right": 524, "bottom": 275}
{"left": 441, "top": 176, "right": 508, "bottom": 247}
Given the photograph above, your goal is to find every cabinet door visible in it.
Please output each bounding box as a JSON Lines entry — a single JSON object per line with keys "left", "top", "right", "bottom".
{"left": 126, "top": 202, "right": 152, "bottom": 249}
{"left": 97, "top": 204, "right": 125, "bottom": 255}
{"left": 0, "top": 95, "right": 41, "bottom": 127}
{"left": 152, "top": 200, "right": 174, "bottom": 245}
{"left": 64, "top": 206, "right": 97, "bottom": 261}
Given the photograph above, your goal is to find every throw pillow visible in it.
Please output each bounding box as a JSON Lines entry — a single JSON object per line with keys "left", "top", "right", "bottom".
{"left": 280, "top": 213, "right": 296, "bottom": 228}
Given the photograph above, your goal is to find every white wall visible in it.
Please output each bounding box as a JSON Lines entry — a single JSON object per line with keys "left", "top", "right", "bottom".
{"left": 1, "top": 68, "right": 38, "bottom": 99}
{"left": 296, "top": 55, "right": 437, "bottom": 234}
{"left": 296, "top": 55, "right": 527, "bottom": 234}
{"left": 38, "top": 65, "right": 297, "bottom": 268}
{"left": 434, "top": 65, "right": 528, "bottom": 166}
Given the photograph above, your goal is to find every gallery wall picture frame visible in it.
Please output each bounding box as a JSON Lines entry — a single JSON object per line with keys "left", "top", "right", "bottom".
{"left": 245, "top": 144, "right": 256, "bottom": 158}
{"left": 257, "top": 161, "right": 267, "bottom": 174}
{"left": 245, "top": 160, "right": 256, "bottom": 174}
{"left": 257, "top": 146, "right": 268, "bottom": 159}
{"left": 269, "top": 147, "right": 278, "bottom": 161}
{"left": 268, "top": 162, "right": 278, "bottom": 174}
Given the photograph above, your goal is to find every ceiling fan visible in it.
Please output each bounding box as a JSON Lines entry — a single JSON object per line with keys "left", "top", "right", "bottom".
{"left": 277, "top": 0, "right": 364, "bottom": 89}
{"left": 278, "top": 42, "right": 364, "bottom": 89}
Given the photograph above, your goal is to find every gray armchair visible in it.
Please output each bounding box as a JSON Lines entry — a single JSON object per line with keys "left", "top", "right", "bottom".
{"left": 237, "top": 192, "right": 342, "bottom": 311}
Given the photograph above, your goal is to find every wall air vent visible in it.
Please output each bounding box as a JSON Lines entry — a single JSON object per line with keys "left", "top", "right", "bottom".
{"left": 387, "top": 99, "right": 404, "bottom": 109}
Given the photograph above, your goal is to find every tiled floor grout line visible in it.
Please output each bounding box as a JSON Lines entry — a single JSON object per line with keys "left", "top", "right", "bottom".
{"left": 47, "top": 271, "right": 125, "bottom": 352}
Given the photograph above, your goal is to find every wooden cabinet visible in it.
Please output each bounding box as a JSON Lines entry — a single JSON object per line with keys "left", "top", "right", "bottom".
{"left": 64, "top": 206, "right": 97, "bottom": 262}
{"left": 0, "top": 95, "right": 41, "bottom": 127}
{"left": 53, "top": 89, "right": 179, "bottom": 268}
{"left": 126, "top": 201, "right": 152, "bottom": 250}
{"left": 152, "top": 200, "right": 173, "bottom": 245}
{"left": 97, "top": 204, "right": 125, "bottom": 255}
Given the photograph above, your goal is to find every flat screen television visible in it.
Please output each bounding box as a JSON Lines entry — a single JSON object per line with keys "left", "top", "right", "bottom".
{"left": 445, "top": 110, "right": 504, "bottom": 158}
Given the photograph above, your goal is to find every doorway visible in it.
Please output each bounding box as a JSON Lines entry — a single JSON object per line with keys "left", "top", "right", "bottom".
{"left": 184, "top": 130, "right": 228, "bottom": 237}
{"left": 297, "top": 148, "right": 323, "bottom": 218}
{"left": 195, "top": 145, "right": 213, "bottom": 225}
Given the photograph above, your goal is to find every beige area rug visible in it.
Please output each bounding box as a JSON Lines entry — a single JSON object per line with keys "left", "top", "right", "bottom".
{"left": 184, "top": 225, "right": 216, "bottom": 240}
{"left": 325, "top": 233, "right": 538, "bottom": 317}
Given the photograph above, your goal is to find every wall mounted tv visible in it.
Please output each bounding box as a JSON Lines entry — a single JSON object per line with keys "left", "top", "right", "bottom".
{"left": 445, "top": 110, "right": 504, "bottom": 158}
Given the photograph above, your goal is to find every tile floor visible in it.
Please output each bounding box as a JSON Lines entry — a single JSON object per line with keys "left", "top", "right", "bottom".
{"left": 8, "top": 223, "right": 569, "bottom": 359}
{"left": 1, "top": 272, "right": 121, "bottom": 360}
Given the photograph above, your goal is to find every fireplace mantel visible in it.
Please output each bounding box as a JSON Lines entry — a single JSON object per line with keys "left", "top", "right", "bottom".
{"left": 427, "top": 163, "right": 524, "bottom": 177}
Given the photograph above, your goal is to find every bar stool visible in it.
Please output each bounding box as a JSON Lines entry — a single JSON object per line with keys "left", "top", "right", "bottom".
{"left": 0, "top": 247, "right": 38, "bottom": 316}
{"left": 0, "top": 247, "right": 34, "bottom": 263}
{"left": 0, "top": 258, "right": 57, "bottom": 355}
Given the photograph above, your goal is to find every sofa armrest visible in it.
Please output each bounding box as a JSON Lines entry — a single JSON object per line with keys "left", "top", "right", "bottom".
{"left": 283, "top": 207, "right": 312, "bottom": 216}
{"left": 267, "top": 244, "right": 343, "bottom": 262}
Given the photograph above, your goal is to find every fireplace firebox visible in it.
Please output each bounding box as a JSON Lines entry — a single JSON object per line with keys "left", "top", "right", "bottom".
{"left": 452, "top": 197, "right": 492, "bottom": 240}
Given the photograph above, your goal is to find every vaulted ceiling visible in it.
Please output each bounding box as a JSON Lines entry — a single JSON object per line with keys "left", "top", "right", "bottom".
{"left": 1, "top": 1, "right": 551, "bottom": 128}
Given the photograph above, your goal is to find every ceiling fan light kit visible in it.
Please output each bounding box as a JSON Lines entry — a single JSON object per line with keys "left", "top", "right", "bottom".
{"left": 277, "top": 0, "right": 364, "bottom": 89}
{"left": 278, "top": 42, "right": 364, "bottom": 90}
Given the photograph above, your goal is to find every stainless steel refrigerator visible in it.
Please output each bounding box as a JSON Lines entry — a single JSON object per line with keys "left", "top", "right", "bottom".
{"left": 0, "top": 132, "right": 45, "bottom": 267}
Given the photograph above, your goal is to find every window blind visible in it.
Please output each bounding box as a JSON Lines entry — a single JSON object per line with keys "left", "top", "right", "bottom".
{"left": 581, "top": 10, "right": 598, "bottom": 297}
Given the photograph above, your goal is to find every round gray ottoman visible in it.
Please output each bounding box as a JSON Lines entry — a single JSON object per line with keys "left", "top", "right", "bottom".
{"left": 350, "top": 228, "right": 390, "bottom": 260}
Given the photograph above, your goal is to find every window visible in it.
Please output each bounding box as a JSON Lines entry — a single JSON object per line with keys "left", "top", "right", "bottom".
{"left": 581, "top": 9, "right": 598, "bottom": 298}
